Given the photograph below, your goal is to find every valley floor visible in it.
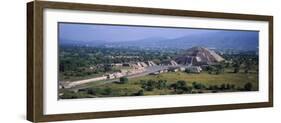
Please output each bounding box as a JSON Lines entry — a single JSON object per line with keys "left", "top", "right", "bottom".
{"left": 59, "top": 68, "right": 258, "bottom": 99}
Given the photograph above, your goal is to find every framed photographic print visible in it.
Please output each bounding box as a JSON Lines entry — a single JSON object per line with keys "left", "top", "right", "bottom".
{"left": 27, "top": 1, "right": 273, "bottom": 122}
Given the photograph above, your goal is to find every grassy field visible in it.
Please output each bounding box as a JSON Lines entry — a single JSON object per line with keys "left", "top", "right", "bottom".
{"left": 129, "top": 71, "right": 258, "bottom": 89}
{"left": 59, "top": 68, "right": 258, "bottom": 99}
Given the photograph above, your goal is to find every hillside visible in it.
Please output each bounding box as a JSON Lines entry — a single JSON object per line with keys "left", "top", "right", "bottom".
{"left": 60, "top": 30, "right": 259, "bottom": 51}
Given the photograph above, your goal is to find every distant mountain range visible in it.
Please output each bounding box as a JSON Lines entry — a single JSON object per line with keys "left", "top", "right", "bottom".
{"left": 60, "top": 31, "right": 258, "bottom": 51}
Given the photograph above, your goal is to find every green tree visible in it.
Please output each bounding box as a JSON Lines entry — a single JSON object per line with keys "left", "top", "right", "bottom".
{"left": 244, "top": 82, "right": 253, "bottom": 91}
{"left": 156, "top": 80, "right": 167, "bottom": 90}
{"left": 234, "top": 67, "right": 240, "bottom": 73}
{"left": 244, "top": 60, "right": 252, "bottom": 73}
{"left": 185, "top": 69, "right": 191, "bottom": 73}
{"left": 134, "top": 90, "right": 144, "bottom": 96}
{"left": 220, "top": 83, "right": 226, "bottom": 90}
{"left": 176, "top": 80, "right": 187, "bottom": 88}
{"left": 233, "top": 62, "right": 240, "bottom": 73}
{"left": 141, "top": 80, "right": 156, "bottom": 91}
{"left": 119, "top": 77, "right": 129, "bottom": 84}
{"left": 103, "top": 88, "right": 112, "bottom": 95}
{"left": 169, "top": 80, "right": 191, "bottom": 94}
{"left": 217, "top": 64, "right": 224, "bottom": 73}
{"left": 192, "top": 82, "right": 205, "bottom": 90}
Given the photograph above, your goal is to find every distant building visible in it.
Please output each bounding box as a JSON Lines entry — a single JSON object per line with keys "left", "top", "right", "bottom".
{"left": 161, "top": 60, "right": 178, "bottom": 66}
{"left": 168, "top": 67, "right": 179, "bottom": 72}
{"left": 186, "top": 66, "right": 202, "bottom": 73}
{"left": 122, "top": 61, "right": 155, "bottom": 68}
{"left": 119, "top": 69, "right": 128, "bottom": 73}
{"left": 179, "top": 67, "right": 186, "bottom": 71}
{"left": 122, "top": 63, "right": 131, "bottom": 67}
{"left": 113, "top": 63, "right": 123, "bottom": 67}
{"left": 105, "top": 64, "right": 114, "bottom": 67}
{"left": 136, "top": 62, "right": 142, "bottom": 68}
{"left": 146, "top": 61, "right": 157, "bottom": 66}
{"left": 140, "top": 62, "right": 148, "bottom": 67}
{"left": 107, "top": 74, "right": 115, "bottom": 79}
{"left": 131, "top": 64, "right": 138, "bottom": 69}
{"left": 113, "top": 72, "right": 125, "bottom": 78}
{"left": 175, "top": 56, "right": 193, "bottom": 65}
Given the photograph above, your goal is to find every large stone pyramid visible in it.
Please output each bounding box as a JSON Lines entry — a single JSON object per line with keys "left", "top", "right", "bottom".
{"left": 175, "top": 47, "right": 224, "bottom": 66}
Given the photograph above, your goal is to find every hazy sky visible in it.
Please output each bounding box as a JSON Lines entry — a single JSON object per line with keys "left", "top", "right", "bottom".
{"left": 59, "top": 23, "right": 257, "bottom": 42}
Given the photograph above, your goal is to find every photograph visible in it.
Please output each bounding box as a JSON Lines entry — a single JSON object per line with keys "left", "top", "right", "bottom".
{"left": 58, "top": 22, "right": 259, "bottom": 99}
{"left": 26, "top": 1, "right": 273, "bottom": 122}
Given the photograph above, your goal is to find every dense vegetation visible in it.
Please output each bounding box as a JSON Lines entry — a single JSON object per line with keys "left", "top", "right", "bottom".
{"left": 59, "top": 46, "right": 179, "bottom": 81}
